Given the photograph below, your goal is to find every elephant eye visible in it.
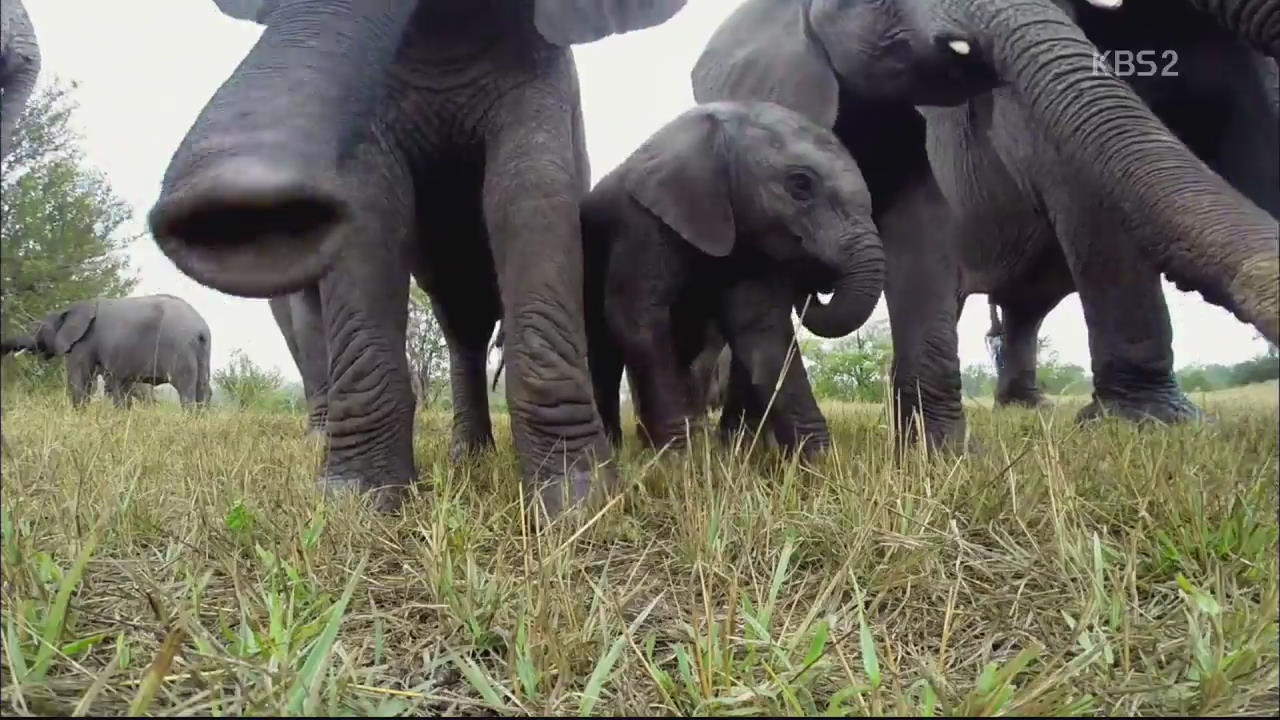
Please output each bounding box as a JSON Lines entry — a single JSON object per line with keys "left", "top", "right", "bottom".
{"left": 785, "top": 170, "right": 818, "bottom": 201}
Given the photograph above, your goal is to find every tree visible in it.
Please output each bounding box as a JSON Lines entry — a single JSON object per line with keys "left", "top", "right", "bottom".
{"left": 1, "top": 79, "right": 137, "bottom": 341}
{"left": 1034, "top": 340, "right": 1092, "bottom": 396}
{"left": 801, "top": 319, "right": 893, "bottom": 403}
{"left": 405, "top": 285, "right": 449, "bottom": 408}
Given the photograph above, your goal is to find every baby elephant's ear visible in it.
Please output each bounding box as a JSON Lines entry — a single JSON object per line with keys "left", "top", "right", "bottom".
{"left": 624, "top": 110, "right": 736, "bottom": 257}
{"left": 534, "top": 0, "right": 687, "bottom": 46}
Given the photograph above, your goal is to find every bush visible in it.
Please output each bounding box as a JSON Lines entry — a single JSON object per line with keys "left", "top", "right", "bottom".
{"left": 213, "top": 349, "right": 298, "bottom": 412}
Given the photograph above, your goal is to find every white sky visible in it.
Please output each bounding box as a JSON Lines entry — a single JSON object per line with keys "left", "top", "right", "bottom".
{"left": 20, "top": 0, "right": 1270, "bottom": 383}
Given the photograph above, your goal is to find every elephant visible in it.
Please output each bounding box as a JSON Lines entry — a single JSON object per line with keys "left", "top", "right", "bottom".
{"left": 691, "top": 0, "right": 1279, "bottom": 451}
{"left": 572, "top": 101, "right": 883, "bottom": 457}
{"left": 0, "top": 294, "right": 212, "bottom": 408}
{"left": 979, "top": 0, "right": 1280, "bottom": 411}
{"left": 268, "top": 288, "right": 329, "bottom": 435}
{"left": 481, "top": 102, "right": 883, "bottom": 458}
{"left": 147, "top": 0, "right": 689, "bottom": 518}
{"left": 0, "top": 0, "right": 40, "bottom": 160}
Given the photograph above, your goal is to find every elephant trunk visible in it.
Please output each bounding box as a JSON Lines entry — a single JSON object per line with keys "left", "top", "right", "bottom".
{"left": 0, "top": 0, "right": 41, "bottom": 161}
{"left": 953, "top": 0, "right": 1280, "bottom": 345}
{"left": 0, "top": 335, "right": 36, "bottom": 356}
{"left": 147, "top": 0, "right": 416, "bottom": 299}
{"left": 797, "top": 229, "right": 885, "bottom": 339}
{"left": 1183, "top": 0, "right": 1280, "bottom": 58}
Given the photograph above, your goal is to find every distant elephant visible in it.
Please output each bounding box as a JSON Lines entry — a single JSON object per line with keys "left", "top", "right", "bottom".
{"left": 0, "top": 294, "right": 212, "bottom": 408}
{"left": 978, "top": 0, "right": 1279, "bottom": 411}
{"left": 0, "top": 0, "right": 40, "bottom": 160}
{"left": 692, "top": 0, "right": 1279, "bottom": 450}
{"left": 568, "top": 102, "right": 883, "bottom": 457}
{"left": 268, "top": 288, "right": 329, "bottom": 434}
{"left": 148, "top": 0, "right": 689, "bottom": 517}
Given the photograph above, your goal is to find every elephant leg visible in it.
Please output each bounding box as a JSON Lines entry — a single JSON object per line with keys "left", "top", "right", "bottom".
{"left": 716, "top": 352, "right": 768, "bottom": 448}
{"left": 613, "top": 306, "right": 698, "bottom": 452}
{"left": 427, "top": 287, "right": 499, "bottom": 463}
{"left": 273, "top": 286, "right": 330, "bottom": 434}
{"left": 718, "top": 276, "right": 830, "bottom": 460}
{"left": 482, "top": 89, "right": 613, "bottom": 520}
{"left": 1056, "top": 212, "right": 1201, "bottom": 425}
{"left": 880, "top": 182, "right": 967, "bottom": 452}
{"left": 315, "top": 148, "right": 417, "bottom": 512}
{"left": 65, "top": 350, "right": 96, "bottom": 409}
{"left": 106, "top": 377, "right": 133, "bottom": 409}
{"left": 991, "top": 283, "right": 1071, "bottom": 409}
{"left": 588, "top": 325, "right": 626, "bottom": 452}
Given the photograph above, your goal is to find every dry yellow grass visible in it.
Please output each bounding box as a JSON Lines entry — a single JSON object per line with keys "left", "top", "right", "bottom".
{"left": 1, "top": 385, "right": 1276, "bottom": 716}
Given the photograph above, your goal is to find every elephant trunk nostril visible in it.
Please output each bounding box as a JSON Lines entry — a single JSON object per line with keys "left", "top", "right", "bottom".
{"left": 149, "top": 156, "right": 350, "bottom": 299}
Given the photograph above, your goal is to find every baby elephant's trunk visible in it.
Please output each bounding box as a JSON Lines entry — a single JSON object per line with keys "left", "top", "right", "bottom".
{"left": 797, "top": 230, "right": 885, "bottom": 339}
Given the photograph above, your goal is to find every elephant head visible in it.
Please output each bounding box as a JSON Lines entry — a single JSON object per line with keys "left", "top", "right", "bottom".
{"left": 30, "top": 301, "right": 98, "bottom": 358}
{"left": 623, "top": 101, "right": 885, "bottom": 339}
{"left": 0, "top": 0, "right": 41, "bottom": 160}
{"left": 692, "top": 0, "right": 1280, "bottom": 345}
{"left": 147, "top": 0, "right": 688, "bottom": 299}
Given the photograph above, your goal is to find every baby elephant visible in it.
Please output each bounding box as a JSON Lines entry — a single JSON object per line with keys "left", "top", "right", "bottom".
{"left": 583, "top": 100, "right": 884, "bottom": 456}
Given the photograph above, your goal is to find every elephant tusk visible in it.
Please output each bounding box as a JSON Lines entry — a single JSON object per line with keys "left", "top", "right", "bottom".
{"left": 947, "top": 40, "right": 972, "bottom": 56}
{"left": 14, "top": 349, "right": 29, "bottom": 357}
{"left": 1084, "top": 0, "right": 1123, "bottom": 9}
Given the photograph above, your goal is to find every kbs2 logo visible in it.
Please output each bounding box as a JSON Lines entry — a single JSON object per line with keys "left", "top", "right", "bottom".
{"left": 1093, "top": 50, "right": 1180, "bottom": 77}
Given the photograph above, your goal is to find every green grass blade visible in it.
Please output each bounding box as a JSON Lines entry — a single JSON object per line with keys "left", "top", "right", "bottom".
{"left": 30, "top": 530, "right": 99, "bottom": 681}
{"left": 287, "top": 552, "right": 367, "bottom": 716}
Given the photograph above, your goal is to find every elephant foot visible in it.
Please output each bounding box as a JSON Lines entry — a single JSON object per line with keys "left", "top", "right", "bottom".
{"left": 994, "top": 387, "right": 1048, "bottom": 409}
{"left": 449, "top": 431, "right": 496, "bottom": 464}
{"left": 793, "top": 432, "right": 832, "bottom": 462}
{"left": 1076, "top": 392, "right": 1208, "bottom": 426}
{"left": 317, "top": 470, "right": 414, "bottom": 514}
{"left": 522, "top": 450, "right": 618, "bottom": 526}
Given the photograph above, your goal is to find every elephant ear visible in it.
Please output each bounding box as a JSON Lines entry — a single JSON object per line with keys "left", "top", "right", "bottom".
{"left": 691, "top": 0, "right": 839, "bottom": 130}
{"left": 53, "top": 301, "right": 97, "bottom": 355}
{"left": 212, "top": 0, "right": 276, "bottom": 24}
{"left": 534, "top": 0, "right": 688, "bottom": 46}
{"left": 624, "top": 109, "right": 736, "bottom": 257}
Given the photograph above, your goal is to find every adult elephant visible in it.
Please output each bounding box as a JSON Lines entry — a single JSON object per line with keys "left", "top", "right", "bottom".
{"left": 0, "top": 0, "right": 41, "bottom": 160}
{"left": 147, "top": 0, "right": 688, "bottom": 517}
{"left": 692, "top": 0, "right": 1279, "bottom": 449}
{"left": 0, "top": 295, "right": 212, "bottom": 408}
{"left": 982, "top": 0, "right": 1280, "bottom": 411}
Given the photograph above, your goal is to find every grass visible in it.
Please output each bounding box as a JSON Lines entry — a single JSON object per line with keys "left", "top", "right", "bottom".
{"left": 0, "top": 384, "right": 1276, "bottom": 716}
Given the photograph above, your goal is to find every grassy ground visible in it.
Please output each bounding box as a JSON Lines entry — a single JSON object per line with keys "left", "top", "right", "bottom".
{"left": 0, "top": 384, "right": 1276, "bottom": 716}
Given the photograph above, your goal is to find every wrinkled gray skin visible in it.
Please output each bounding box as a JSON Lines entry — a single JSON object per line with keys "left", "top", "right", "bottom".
{"left": 269, "top": 288, "right": 329, "bottom": 435}
{"left": 148, "top": 0, "right": 688, "bottom": 519}
{"left": 980, "top": 0, "right": 1280, "bottom": 413}
{"left": 0, "top": 0, "right": 40, "bottom": 161}
{"left": 0, "top": 295, "right": 212, "bottom": 408}
{"left": 692, "top": 0, "right": 1280, "bottom": 452}
{"left": 575, "top": 102, "right": 883, "bottom": 456}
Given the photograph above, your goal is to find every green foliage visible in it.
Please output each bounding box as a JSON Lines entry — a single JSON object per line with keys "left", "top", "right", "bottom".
{"left": 1177, "top": 344, "right": 1279, "bottom": 394}
{"left": 405, "top": 285, "right": 449, "bottom": 409}
{"left": 1, "top": 78, "right": 137, "bottom": 392}
{"left": 801, "top": 320, "right": 892, "bottom": 402}
{"left": 1, "top": 78, "right": 137, "bottom": 336}
{"left": 214, "top": 349, "right": 297, "bottom": 412}
{"left": 961, "top": 364, "right": 997, "bottom": 398}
